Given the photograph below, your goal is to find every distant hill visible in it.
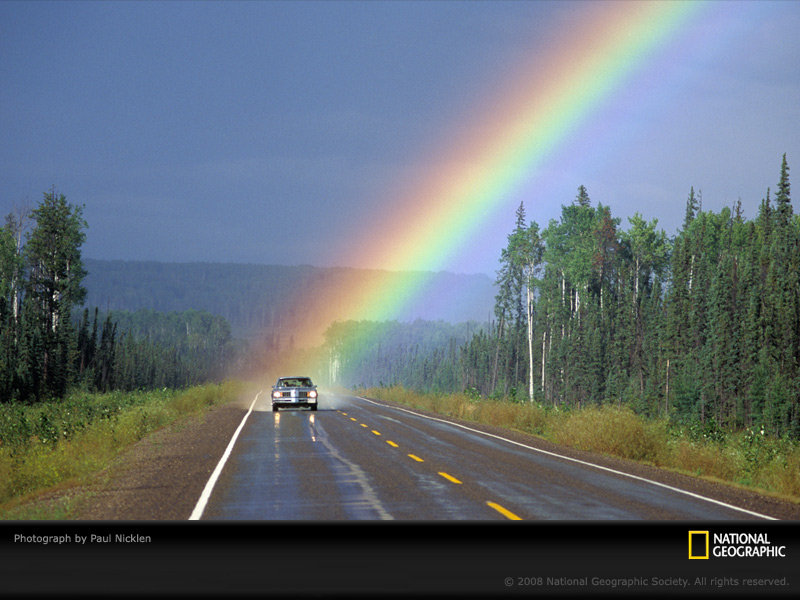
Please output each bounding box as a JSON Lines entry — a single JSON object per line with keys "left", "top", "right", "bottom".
{"left": 82, "top": 259, "right": 496, "bottom": 340}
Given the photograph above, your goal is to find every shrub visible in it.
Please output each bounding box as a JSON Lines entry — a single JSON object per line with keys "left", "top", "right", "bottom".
{"left": 549, "top": 405, "right": 668, "bottom": 463}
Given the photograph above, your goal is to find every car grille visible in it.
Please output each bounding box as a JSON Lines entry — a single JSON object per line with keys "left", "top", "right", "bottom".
{"left": 276, "top": 391, "right": 310, "bottom": 398}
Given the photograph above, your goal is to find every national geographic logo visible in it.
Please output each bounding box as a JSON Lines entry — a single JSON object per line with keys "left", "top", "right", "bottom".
{"left": 689, "top": 531, "right": 710, "bottom": 559}
{"left": 689, "top": 531, "right": 787, "bottom": 559}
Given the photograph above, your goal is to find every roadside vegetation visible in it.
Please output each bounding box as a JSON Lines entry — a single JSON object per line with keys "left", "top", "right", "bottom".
{"left": 361, "top": 386, "right": 800, "bottom": 503}
{"left": 327, "top": 156, "right": 799, "bottom": 442}
{"left": 0, "top": 381, "right": 243, "bottom": 518}
{"left": 0, "top": 189, "right": 246, "bottom": 518}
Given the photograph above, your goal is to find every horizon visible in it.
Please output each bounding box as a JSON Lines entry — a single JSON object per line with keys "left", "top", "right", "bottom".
{"left": 81, "top": 256, "right": 497, "bottom": 278}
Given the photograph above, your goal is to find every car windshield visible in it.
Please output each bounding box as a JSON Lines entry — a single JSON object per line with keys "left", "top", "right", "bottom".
{"left": 276, "top": 377, "right": 313, "bottom": 388}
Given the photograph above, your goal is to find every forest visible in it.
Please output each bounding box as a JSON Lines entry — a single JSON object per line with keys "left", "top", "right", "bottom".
{"left": 81, "top": 259, "right": 494, "bottom": 339}
{"left": 326, "top": 156, "right": 799, "bottom": 439}
{"left": 4, "top": 156, "right": 798, "bottom": 442}
{"left": 0, "top": 191, "right": 234, "bottom": 403}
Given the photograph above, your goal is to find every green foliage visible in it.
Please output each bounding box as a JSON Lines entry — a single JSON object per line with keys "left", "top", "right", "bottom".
{"left": 458, "top": 156, "right": 798, "bottom": 439}
{"left": 85, "top": 307, "right": 237, "bottom": 392}
{"left": 0, "top": 191, "right": 239, "bottom": 405}
{"left": 0, "top": 382, "right": 243, "bottom": 511}
{"left": 337, "top": 156, "right": 799, "bottom": 442}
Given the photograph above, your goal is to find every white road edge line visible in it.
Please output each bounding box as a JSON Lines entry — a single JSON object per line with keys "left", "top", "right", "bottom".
{"left": 357, "top": 396, "right": 777, "bottom": 521}
{"left": 188, "top": 391, "right": 262, "bottom": 520}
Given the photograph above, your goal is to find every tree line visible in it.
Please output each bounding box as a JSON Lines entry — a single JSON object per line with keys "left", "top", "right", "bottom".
{"left": 81, "top": 259, "right": 494, "bottom": 340}
{"left": 328, "top": 156, "right": 799, "bottom": 438}
{"left": 0, "top": 190, "right": 234, "bottom": 403}
{"left": 322, "top": 319, "right": 481, "bottom": 391}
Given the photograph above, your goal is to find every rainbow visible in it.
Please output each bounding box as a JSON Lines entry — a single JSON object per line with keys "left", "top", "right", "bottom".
{"left": 263, "top": 1, "right": 724, "bottom": 379}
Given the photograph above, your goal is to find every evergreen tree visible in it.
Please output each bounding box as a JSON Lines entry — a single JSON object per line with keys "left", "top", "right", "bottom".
{"left": 683, "top": 187, "right": 699, "bottom": 230}
{"left": 576, "top": 185, "right": 591, "bottom": 208}
{"left": 622, "top": 213, "right": 670, "bottom": 395}
{"left": 0, "top": 226, "right": 20, "bottom": 399}
{"left": 24, "top": 190, "right": 88, "bottom": 399}
{"left": 774, "top": 154, "right": 792, "bottom": 231}
{"left": 492, "top": 203, "right": 527, "bottom": 394}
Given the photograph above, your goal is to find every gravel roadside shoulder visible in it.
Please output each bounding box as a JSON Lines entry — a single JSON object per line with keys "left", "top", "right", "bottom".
{"left": 66, "top": 392, "right": 255, "bottom": 520}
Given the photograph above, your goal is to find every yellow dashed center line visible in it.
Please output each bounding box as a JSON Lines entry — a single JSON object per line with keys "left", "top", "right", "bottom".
{"left": 486, "top": 501, "right": 522, "bottom": 520}
{"left": 343, "top": 410, "right": 523, "bottom": 520}
{"left": 341, "top": 406, "right": 523, "bottom": 521}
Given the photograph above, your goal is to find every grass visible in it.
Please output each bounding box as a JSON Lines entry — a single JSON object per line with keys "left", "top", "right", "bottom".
{"left": 5, "top": 381, "right": 795, "bottom": 516}
{"left": 360, "top": 386, "right": 800, "bottom": 503}
{"left": 0, "top": 381, "right": 244, "bottom": 518}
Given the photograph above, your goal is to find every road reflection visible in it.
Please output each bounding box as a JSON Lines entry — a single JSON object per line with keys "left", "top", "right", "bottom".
{"left": 272, "top": 409, "right": 317, "bottom": 442}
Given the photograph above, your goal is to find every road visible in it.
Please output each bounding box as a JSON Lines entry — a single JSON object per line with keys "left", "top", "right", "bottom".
{"left": 192, "top": 392, "right": 777, "bottom": 521}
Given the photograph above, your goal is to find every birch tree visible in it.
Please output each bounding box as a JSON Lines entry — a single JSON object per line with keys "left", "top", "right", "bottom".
{"left": 507, "top": 219, "right": 544, "bottom": 401}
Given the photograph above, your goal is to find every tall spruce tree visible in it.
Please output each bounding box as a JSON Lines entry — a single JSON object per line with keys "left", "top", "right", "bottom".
{"left": 775, "top": 154, "right": 792, "bottom": 230}
{"left": 24, "top": 189, "right": 87, "bottom": 399}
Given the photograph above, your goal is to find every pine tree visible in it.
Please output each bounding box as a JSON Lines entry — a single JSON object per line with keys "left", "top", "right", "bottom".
{"left": 683, "top": 187, "right": 699, "bottom": 230}
{"left": 24, "top": 190, "right": 87, "bottom": 399}
{"left": 0, "top": 227, "right": 19, "bottom": 399}
{"left": 775, "top": 154, "right": 792, "bottom": 231}
{"left": 95, "top": 313, "right": 116, "bottom": 392}
{"left": 576, "top": 185, "right": 591, "bottom": 208}
{"left": 492, "top": 203, "right": 527, "bottom": 395}
{"left": 623, "top": 213, "right": 670, "bottom": 395}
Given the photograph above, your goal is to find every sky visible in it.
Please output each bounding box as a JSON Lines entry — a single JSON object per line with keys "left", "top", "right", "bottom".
{"left": 2, "top": 0, "right": 799, "bottom": 278}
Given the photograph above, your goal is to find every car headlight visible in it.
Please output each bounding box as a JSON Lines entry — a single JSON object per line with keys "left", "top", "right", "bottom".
{"left": 272, "top": 391, "right": 281, "bottom": 399}
{"left": 308, "top": 390, "right": 317, "bottom": 398}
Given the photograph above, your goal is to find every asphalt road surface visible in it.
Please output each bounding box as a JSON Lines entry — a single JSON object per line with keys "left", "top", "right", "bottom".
{"left": 193, "top": 392, "right": 778, "bottom": 521}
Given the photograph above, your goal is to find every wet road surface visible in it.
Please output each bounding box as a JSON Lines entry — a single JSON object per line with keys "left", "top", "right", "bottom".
{"left": 198, "top": 393, "right": 775, "bottom": 520}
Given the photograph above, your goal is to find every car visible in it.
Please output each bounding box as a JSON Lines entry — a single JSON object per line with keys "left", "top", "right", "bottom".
{"left": 271, "top": 376, "right": 318, "bottom": 411}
